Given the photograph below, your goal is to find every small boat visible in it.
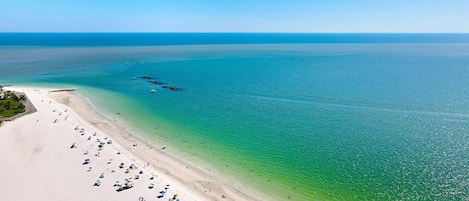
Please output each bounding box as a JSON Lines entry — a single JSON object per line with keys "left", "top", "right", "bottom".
{"left": 150, "top": 89, "right": 156, "bottom": 93}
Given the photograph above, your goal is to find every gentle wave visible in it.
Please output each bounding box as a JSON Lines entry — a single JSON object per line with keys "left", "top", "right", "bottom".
{"left": 245, "top": 94, "right": 469, "bottom": 119}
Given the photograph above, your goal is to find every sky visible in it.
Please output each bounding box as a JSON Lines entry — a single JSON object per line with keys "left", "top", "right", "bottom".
{"left": 1, "top": 0, "right": 469, "bottom": 32}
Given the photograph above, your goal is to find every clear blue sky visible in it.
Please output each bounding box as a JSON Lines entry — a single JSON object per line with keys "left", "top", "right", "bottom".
{"left": 1, "top": 0, "right": 468, "bottom": 32}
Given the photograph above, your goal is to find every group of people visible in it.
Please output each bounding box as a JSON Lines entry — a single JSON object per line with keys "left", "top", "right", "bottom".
{"left": 70, "top": 124, "right": 183, "bottom": 201}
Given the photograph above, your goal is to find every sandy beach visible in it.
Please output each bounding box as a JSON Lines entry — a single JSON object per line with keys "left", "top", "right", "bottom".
{"left": 0, "top": 87, "right": 270, "bottom": 201}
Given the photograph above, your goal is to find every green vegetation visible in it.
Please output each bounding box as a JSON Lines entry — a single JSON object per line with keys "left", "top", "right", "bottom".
{"left": 0, "top": 91, "right": 26, "bottom": 124}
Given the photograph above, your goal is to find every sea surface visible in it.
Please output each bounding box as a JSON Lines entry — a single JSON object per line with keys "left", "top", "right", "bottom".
{"left": 1, "top": 33, "right": 469, "bottom": 200}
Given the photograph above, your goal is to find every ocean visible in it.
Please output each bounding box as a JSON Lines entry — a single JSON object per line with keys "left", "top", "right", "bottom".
{"left": 1, "top": 33, "right": 469, "bottom": 200}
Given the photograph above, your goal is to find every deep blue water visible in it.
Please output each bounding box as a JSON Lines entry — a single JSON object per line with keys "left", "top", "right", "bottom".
{"left": 1, "top": 34, "right": 469, "bottom": 200}
{"left": 1, "top": 33, "right": 469, "bottom": 46}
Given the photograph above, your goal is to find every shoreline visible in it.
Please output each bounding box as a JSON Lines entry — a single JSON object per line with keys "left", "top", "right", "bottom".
{"left": 0, "top": 86, "right": 273, "bottom": 201}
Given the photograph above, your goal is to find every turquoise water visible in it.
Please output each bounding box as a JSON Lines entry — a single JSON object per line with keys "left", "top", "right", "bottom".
{"left": 2, "top": 34, "right": 469, "bottom": 200}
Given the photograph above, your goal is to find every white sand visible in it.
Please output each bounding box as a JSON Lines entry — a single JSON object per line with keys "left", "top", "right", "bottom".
{"left": 0, "top": 87, "right": 269, "bottom": 201}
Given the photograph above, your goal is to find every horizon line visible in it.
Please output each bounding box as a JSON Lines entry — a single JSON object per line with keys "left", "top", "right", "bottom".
{"left": 1, "top": 32, "right": 469, "bottom": 34}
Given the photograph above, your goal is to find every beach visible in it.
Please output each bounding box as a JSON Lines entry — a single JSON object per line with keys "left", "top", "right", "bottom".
{"left": 0, "top": 86, "right": 270, "bottom": 201}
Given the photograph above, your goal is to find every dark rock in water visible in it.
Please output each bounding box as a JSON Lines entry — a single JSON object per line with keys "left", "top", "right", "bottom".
{"left": 49, "top": 89, "right": 76, "bottom": 92}
{"left": 149, "top": 80, "right": 164, "bottom": 85}
{"left": 140, "top": 76, "right": 152, "bottom": 79}
{"left": 162, "top": 85, "right": 181, "bottom": 91}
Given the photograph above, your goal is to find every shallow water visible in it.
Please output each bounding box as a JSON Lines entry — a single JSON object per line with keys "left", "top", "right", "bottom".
{"left": 2, "top": 34, "right": 469, "bottom": 200}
